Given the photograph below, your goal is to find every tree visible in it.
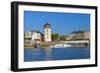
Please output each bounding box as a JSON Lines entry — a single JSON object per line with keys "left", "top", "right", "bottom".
{"left": 51, "top": 33, "right": 59, "bottom": 41}
{"left": 60, "top": 35, "right": 66, "bottom": 41}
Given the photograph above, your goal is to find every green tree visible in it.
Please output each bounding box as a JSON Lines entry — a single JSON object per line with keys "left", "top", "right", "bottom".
{"left": 60, "top": 35, "right": 66, "bottom": 41}
{"left": 51, "top": 33, "right": 59, "bottom": 41}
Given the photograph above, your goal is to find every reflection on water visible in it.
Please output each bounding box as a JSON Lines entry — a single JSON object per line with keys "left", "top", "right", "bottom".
{"left": 45, "top": 48, "right": 52, "bottom": 60}
{"left": 24, "top": 48, "right": 90, "bottom": 62}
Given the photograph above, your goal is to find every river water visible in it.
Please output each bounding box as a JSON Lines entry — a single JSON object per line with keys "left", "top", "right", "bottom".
{"left": 24, "top": 47, "right": 90, "bottom": 62}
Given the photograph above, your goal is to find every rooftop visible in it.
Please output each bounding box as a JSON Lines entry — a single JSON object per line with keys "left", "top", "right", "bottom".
{"left": 44, "top": 23, "right": 51, "bottom": 28}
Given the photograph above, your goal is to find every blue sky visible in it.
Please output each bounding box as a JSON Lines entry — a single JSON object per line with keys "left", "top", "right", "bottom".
{"left": 24, "top": 11, "right": 90, "bottom": 35}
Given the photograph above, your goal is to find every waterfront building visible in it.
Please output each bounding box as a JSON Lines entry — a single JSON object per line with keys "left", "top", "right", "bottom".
{"left": 24, "top": 32, "right": 32, "bottom": 45}
{"left": 65, "top": 31, "right": 90, "bottom": 41}
{"left": 24, "top": 30, "right": 44, "bottom": 46}
{"left": 83, "top": 31, "right": 90, "bottom": 40}
{"left": 44, "top": 23, "right": 52, "bottom": 42}
{"left": 31, "top": 30, "right": 43, "bottom": 43}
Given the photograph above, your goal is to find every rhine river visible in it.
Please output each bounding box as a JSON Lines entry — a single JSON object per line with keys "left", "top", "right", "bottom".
{"left": 24, "top": 48, "right": 90, "bottom": 62}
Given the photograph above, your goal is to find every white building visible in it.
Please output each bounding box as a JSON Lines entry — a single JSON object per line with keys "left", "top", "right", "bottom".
{"left": 44, "top": 23, "right": 52, "bottom": 42}
{"left": 24, "top": 30, "right": 43, "bottom": 45}
{"left": 24, "top": 32, "right": 32, "bottom": 45}
{"left": 31, "top": 30, "right": 43, "bottom": 43}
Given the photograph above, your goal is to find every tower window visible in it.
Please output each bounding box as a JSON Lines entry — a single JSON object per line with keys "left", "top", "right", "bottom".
{"left": 47, "top": 36, "right": 49, "bottom": 38}
{"left": 47, "top": 29, "right": 49, "bottom": 31}
{"left": 47, "top": 33, "right": 49, "bottom": 35}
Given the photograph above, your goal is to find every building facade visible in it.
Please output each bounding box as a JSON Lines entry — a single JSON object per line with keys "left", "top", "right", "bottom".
{"left": 44, "top": 23, "right": 52, "bottom": 42}
{"left": 31, "top": 30, "right": 43, "bottom": 43}
{"left": 24, "top": 32, "right": 33, "bottom": 45}
{"left": 65, "top": 31, "right": 90, "bottom": 40}
{"left": 24, "top": 30, "right": 43, "bottom": 46}
{"left": 83, "top": 31, "right": 90, "bottom": 40}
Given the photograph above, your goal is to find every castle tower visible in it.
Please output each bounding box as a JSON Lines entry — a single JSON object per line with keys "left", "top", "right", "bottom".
{"left": 44, "top": 23, "right": 52, "bottom": 42}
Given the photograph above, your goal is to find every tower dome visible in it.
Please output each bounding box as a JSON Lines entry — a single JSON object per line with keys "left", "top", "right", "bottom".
{"left": 44, "top": 23, "right": 51, "bottom": 28}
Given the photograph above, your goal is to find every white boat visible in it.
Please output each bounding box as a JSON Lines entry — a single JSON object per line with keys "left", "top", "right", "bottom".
{"left": 50, "top": 44, "right": 71, "bottom": 48}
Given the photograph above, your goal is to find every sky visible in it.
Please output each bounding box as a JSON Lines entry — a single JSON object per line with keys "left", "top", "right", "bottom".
{"left": 24, "top": 11, "right": 90, "bottom": 35}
